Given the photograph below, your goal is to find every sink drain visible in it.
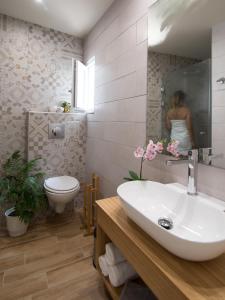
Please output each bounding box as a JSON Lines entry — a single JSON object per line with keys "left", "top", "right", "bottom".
{"left": 158, "top": 217, "right": 173, "bottom": 230}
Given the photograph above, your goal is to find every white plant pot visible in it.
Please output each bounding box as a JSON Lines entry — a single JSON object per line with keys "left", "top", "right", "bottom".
{"left": 5, "top": 208, "right": 29, "bottom": 237}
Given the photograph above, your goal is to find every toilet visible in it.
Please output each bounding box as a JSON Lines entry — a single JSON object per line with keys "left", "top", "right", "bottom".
{"left": 44, "top": 176, "right": 80, "bottom": 213}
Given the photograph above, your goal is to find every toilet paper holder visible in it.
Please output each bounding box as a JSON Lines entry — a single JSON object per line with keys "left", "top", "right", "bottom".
{"left": 49, "top": 123, "right": 65, "bottom": 139}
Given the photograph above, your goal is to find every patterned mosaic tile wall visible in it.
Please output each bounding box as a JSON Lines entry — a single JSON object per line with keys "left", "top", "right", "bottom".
{"left": 28, "top": 112, "right": 87, "bottom": 208}
{"left": 0, "top": 14, "right": 84, "bottom": 231}
{"left": 0, "top": 14, "right": 83, "bottom": 167}
{"left": 147, "top": 51, "right": 198, "bottom": 142}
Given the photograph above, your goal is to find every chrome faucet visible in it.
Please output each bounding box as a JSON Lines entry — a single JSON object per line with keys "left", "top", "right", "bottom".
{"left": 166, "top": 149, "right": 198, "bottom": 195}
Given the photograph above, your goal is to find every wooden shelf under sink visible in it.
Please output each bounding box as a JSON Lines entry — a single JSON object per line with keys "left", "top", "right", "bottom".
{"left": 100, "top": 273, "right": 123, "bottom": 300}
{"left": 95, "top": 227, "right": 123, "bottom": 299}
{"left": 95, "top": 196, "right": 225, "bottom": 300}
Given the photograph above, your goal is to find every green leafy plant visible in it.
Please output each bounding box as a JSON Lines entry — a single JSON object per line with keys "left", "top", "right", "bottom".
{"left": 0, "top": 151, "right": 47, "bottom": 224}
{"left": 60, "top": 101, "right": 71, "bottom": 113}
{"left": 124, "top": 170, "right": 141, "bottom": 181}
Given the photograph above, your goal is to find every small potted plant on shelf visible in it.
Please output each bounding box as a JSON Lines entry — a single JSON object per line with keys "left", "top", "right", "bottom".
{"left": 0, "top": 151, "right": 47, "bottom": 237}
{"left": 60, "top": 101, "right": 71, "bottom": 113}
{"left": 124, "top": 139, "right": 179, "bottom": 181}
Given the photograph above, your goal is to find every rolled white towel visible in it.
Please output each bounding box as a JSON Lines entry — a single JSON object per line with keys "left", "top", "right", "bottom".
{"left": 105, "top": 243, "right": 125, "bottom": 266}
{"left": 98, "top": 254, "right": 109, "bottom": 277}
{"left": 108, "top": 261, "right": 137, "bottom": 287}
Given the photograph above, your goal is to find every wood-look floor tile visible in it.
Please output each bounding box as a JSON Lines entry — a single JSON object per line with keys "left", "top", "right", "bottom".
{"left": 4, "top": 249, "right": 84, "bottom": 285}
{"left": 59, "top": 233, "right": 93, "bottom": 256}
{"left": 0, "top": 236, "right": 58, "bottom": 260}
{"left": 0, "top": 211, "right": 108, "bottom": 299}
{"left": 25, "top": 234, "right": 93, "bottom": 264}
{"left": 0, "top": 272, "right": 4, "bottom": 287}
{"left": 32, "top": 268, "right": 104, "bottom": 300}
{"left": 45, "top": 211, "right": 80, "bottom": 227}
{"left": 0, "top": 232, "right": 52, "bottom": 250}
{"left": 0, "top": 273, "right": 48, "bottom": 300}
{"left": 0, "top": 254, "right": 24, "bottom": 272}
{"left": 29, "top": 219, "right": 80, "bottom": 238}
{"left": 20, "top": 296, "right": 33, "bottom": 300}
{"left": 32, "top": 264, "right": 108, "bottom": 300}
{"left": 68, "top": 273, "right": 108, "bottom": 300}
{"left": 78, "top": 285, "right": 109, "bottom": 300}
{"left": 47, "top": 257, "right": 94, "bottom": 288}
{"left": 50, "top": 223, "right": 82, "bottom": 240}
{"left": 81, "top": 243, "right": 94, "bottom": 258}
{"left": 24, "top": 240, "right": 64, "bottom": 264}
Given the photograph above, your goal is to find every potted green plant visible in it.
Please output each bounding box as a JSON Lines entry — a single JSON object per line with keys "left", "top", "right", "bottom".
{"left": 60, "top": 101, "right": 71, "bottom": 113}
{"left": 0, "top": 151, "right": 47, "bottom": 237}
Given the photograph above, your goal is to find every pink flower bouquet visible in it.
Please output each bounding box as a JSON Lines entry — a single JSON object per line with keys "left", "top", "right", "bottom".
{"left": 124, "top": 140, "right": 179, "bottom": 181}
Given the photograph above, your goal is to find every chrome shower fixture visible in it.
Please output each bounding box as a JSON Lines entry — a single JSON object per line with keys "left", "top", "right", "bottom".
{"left": 216, "top": 77, "right": 225, "bottom": 84}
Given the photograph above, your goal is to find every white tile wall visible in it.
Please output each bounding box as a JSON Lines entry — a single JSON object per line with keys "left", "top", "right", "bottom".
{"left": 212, "top": 21, "right": 225, "bottom": 170}
{"left": 212, "top": 90, "right": 225, "bottom": 106}
{"left": 136, "top": 15, "right": 148, "bottom": 45}
{"left": 88, "top": 95, "right": 146, "bottom": 123}
{"left": 84, "top": 0, "right": 149, "bottom": 194}
{"left": 212, "top": 107, "right": 225, "bottom": 123}
{"left": 212, "top": 56, "right": 225, "bottom": 76}
{"left": 95, "top": 72, "right": 137, "bottom": 104}
{"left": 84, "top": 0, "right": 225, "bottom": 202}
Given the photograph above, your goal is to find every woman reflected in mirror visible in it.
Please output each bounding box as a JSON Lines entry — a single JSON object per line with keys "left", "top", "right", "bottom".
{"left": 166, "top": 90, "right": 195, "bottom": 155}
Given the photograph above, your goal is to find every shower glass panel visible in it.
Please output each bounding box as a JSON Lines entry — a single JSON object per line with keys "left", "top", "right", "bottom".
{"left": 161, "top": 60, "right": 211, "bottom": 149}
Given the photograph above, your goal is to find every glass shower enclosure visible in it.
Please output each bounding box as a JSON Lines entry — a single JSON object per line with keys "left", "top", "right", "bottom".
{"left": 161, "top": 59, "right": 211, "bottom": 149}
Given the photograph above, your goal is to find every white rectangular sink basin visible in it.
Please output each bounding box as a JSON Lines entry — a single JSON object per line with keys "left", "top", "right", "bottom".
{"left": 117, "top": 181, "right": 225, "bottom": 261}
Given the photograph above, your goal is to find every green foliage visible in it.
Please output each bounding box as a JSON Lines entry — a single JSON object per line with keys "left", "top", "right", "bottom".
{"left": 60, "top": 101, "right": 71, "bottom": 112}
{"left": 123, "top": 170, "right": 141, "bottom": 181}
{"left": 0, "top": 151, "right": 47, "bottom": 224}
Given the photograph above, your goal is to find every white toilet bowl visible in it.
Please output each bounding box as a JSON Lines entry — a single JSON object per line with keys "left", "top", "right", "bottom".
{"left": 44, "top": 176, "right": 80, "bottom": 213}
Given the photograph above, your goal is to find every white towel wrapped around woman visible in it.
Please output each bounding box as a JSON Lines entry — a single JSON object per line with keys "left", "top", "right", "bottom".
{"left": 98, "top": 254, "right": 109, "bottom": 277}
{"left": 105, "top": 243, "right": 125, "bottom": 266}
{"left": 108, "top": 261, "right": 137, "bottom": 287}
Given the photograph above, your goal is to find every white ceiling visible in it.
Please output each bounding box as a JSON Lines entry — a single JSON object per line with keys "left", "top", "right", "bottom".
{"left": 0, "top": 0, "right": 114, "bottom": 38}
{"left": 148, "top": 0, "right": 225, "bottom": 59}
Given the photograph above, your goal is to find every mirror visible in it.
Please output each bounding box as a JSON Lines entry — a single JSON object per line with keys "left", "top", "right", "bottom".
{"left": 147, "top": 0, "right": 225, "bottom": 168}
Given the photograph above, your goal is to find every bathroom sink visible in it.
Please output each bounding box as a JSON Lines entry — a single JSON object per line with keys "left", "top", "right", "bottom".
{"left": 117, "top": 181, "right": 225, "bottom": 261}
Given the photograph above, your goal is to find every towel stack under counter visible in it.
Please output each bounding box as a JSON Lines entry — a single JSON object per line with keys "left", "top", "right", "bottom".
{"left": 98, "top": 242, "right": 137, "bottom": 287}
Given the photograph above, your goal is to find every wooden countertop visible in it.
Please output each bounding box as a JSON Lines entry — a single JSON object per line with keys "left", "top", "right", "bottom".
{"left": 96, "top": 197, "right": 225, "bottom": 300}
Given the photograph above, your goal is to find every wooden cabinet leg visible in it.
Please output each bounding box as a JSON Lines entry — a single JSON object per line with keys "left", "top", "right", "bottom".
{"left": 95, "top": 223, "right": 108, "bottom": 269}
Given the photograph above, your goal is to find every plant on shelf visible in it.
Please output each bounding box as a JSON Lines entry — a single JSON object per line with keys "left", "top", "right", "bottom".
{"left": 124, "top": 140, "right": 179, "bottom": 181}
{"left": 0, "top": 151, "right": 47, "bottom": 237}
{"left": 60, "top": 101, "right": 71, "bottom": 113}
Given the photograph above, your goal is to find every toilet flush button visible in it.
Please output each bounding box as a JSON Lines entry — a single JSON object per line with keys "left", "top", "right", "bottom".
{"left": 49, "top": 123, "right": 65, "bottom": 139}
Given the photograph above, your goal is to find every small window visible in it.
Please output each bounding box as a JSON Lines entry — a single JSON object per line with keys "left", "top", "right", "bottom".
{"left": 75, "top": 57, "right": 95, "bottom": 113}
